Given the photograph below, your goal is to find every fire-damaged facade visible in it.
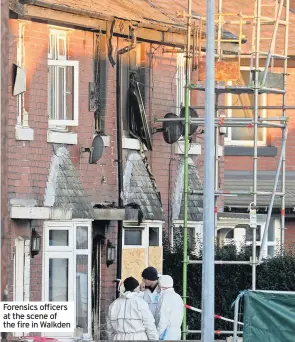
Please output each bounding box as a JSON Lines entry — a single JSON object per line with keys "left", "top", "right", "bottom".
{"left": 3, "top": 0, "right": 281, "bottom": 340}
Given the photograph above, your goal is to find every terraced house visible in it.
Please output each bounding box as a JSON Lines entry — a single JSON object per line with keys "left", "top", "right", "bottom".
{"left": 2, "top": 0, "right": 295, "bottom": 340}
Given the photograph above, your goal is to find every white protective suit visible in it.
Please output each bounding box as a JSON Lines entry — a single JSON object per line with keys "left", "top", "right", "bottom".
{"left": 155, "top": 288, "right": 184, "bottom": 340}
{"left": 107, "top": 291, "right": 159, "bottom": 340}
{"left": 140, "top": 286, "right": 162, "bottom": 318}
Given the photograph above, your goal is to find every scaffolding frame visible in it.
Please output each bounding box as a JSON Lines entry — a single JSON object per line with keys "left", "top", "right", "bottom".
{"left": 157, "top": 0, "right": 290, "bottom": 340}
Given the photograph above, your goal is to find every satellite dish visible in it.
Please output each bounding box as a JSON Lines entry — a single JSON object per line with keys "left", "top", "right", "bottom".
{"left": 89, "top": 134, "right": 104, "bottom": 164}
{"left": 180, "top": 107, "right": 199, "bottom": 136}
{"left": 162, "top": 113, "right": 183, "bottom": 144}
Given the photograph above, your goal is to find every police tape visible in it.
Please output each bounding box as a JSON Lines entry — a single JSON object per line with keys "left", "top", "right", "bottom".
{"left": 184, "top": 304, "right": 244, "bottom": 326}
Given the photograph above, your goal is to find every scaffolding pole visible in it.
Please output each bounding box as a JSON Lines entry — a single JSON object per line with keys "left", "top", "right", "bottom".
{"left": 181, "top": 0, "right": 192, "bottom": 339}
{"left": 168, "top": 0, "right": 290, "bottom": 338}
{"left": 250, "top": 0, "right": 262, "bottom": 290}
{"left": 281, "top": 0, "right": 289, "bottom": 253}
{"left": 201, "top": 0, "right": 215, "bottom": 341}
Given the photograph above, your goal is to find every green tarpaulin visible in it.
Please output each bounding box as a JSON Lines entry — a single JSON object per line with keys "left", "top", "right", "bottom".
{"left": 243, "top": 290, "right": 295, "bottom": 342}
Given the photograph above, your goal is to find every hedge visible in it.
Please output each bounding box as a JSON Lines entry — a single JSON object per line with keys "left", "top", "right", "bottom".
{"left": 163, "top": 234, "right": 295, "bottom": 340}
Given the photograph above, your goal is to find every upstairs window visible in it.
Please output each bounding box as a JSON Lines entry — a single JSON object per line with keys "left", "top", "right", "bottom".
{"left": 48, "top": 29, "right": 79, "bottom": 127}
{"left": 225, "top": 69, "right": 267, "bottom": 146}
{"left": 176, "top": 53, "right": 190, "bottom": 115}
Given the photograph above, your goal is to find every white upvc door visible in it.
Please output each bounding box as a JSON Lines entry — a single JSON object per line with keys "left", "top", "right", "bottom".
{"left": 43, "top": 252, "right": 74, "bottom": 338}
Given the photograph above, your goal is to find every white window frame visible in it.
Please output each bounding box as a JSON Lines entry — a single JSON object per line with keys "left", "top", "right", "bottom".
{"left": 148, "top": 225, "right": 162, "bottom": 247}
{"left": 16, "top": 23, "right": 25, "bottom": 127}
{"left": 171, "top": 220, "right": 203, "bottom": 253}
{"left": 48, "top": 29, "right": 67, "bottom": 60}
{"left": 217, "top": 216, "right": 280, "bottom": 258}
{"left": 225, "top": 66, "right": 267, "bottom": 147}
{"left": 48, "top": 59, "right": 79, "bottom": 127}
{"left": 15, "top": 22, "right": 34, "bottom": 141}
{"left": 176, "top": 53, "right": 190, "bottom": 114}
{"left": 123, "top": 221, "right": 163, "bottom": 249}
{"left": 123, "top": 226, "right": 145, "bottom": 248}
{"left": 43, "top": 221, "right": 92, "bottom": 339}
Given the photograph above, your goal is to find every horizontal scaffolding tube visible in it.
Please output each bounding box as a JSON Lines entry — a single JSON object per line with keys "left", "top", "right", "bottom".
{"left": 156, "top": 117, "right": 287, "bottom": 121}
{"left": 191, "top": 190, "right": 284, "bottom": 196}
{"left": 187, "top": 330, "right": 243, "bottom": 335}
{"left": 155, "top": 117, "right": 287, "bottom": 126}
{"left": 188, "top": 260, "right": 251, "bottom": 265}
{"left": 191, "top": 106, "right": 295, "bottom": 110}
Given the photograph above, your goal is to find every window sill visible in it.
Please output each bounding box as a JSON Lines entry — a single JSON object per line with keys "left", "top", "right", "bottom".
{"left": 15, "top": 126, "right": 34, "bottom": 141}
{"left": 174, "top": 141, "right": 201, "bottom": 155}
{"left": 47, "top": 130, "right": 77, "bottom": 145}
{"left": 122, "top": 137, "right": 147, "bottom": 150}
{"left": 224, "top": 145, "right": 277, "bottom": 157}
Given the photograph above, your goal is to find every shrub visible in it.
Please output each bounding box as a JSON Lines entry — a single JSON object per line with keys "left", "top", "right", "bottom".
{"left": 163, "top": 234, "right": 295, "bottom": 340}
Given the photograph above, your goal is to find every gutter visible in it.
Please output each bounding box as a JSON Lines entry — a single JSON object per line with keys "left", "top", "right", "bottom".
{"left": 115, "top": 27, "right": 137, "bottom": 297}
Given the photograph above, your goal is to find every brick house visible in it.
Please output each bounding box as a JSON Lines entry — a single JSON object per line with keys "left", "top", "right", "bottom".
{"left": 5, "top": 0, "right": 232, "bottom": 339}
{"left": 4, "top": 0, "right": 295, "bottom": 340}
{"left": 151, "top": 0, "right": 295, "bottom": 256}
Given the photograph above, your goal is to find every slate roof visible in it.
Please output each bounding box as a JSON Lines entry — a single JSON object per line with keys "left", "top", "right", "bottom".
{"left": 44, "top": 145, "right": 95, "bottom": 219}
{"left": 224, "top": 170, "right": 295, "bottom": 209}
{"left": 172, "top": 157, "right": 203, "bottom": 221}
{"left": 16, "top": 0, "right": 242, "bottom": 43}
{"left": 123, "top": 152, "right": 164, "bottom": 221}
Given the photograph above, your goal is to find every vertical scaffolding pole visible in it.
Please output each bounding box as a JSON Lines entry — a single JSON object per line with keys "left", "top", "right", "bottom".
{"left": 182, "top": 0, "right": 192, "bottom": 339}
{"left": 201, "top": 0, "right": 215, "bottom": 340}
{"left": 281, "top": 0, "right": 289, "bottom": 253}
{"left": 251, "top": 0, "right": 261, "bottom": 291}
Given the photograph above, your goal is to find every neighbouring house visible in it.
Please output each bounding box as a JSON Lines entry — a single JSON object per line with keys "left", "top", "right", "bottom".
{"left": 153, "top": 0, "right": 295, "bottom": 257}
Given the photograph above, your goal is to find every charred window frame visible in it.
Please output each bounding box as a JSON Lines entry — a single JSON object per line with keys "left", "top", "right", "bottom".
{"left": 122, "top": 44, "right": 146, "bottom": 135}
{"left": 92, "top": 33, "right": 107, "bottom": 133}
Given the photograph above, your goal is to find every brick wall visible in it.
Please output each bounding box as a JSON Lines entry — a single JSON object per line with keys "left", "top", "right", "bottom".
{"left": 7, "top": 17, "right": 217, "bottom": 335}
{"left": 285, "top": 219, "right": 295, "bottom": 249}
{"left": 7, "top": 19, "right": 118, "bottom": 312}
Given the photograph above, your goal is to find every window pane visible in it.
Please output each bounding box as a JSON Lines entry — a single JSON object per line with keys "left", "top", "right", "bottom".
{"left": 58, "top": 67, "right": 65, "bottom": 120}
{"left": 246, "top": 225, "right": 261, "bottom": 241}
{"left": 49, "top": 258, "right": 68, "bottom": 301}
{"left": 231, "top": 70, "right": 264, "bottom": 141}
{"left": 58, "top": 38, "right": 66, "bottom": 57}
{"left": 48, "top": 66, "right": 55, "bottom": 119}
{"left": 49, "top": 34, "right": 55, "bottom": 59}
{"left": 268, "top": 220, "right": 275, "bottom": 242}
{"left": 124, "top": 230, "right": 142, "bottom": 245}
{"left": 268, "top": 246, "right": 275, "bottom": 258}
{"left": 225, "top": 229, "right": 234, "bottom": 239}
{"left": 76, "top": 255, "right": 88, "bottom": 333}
{"left": 149, "top": 227, "right": 159, "bottom": 246}
{"left": 49, "top": 230, "right": 69, "bottom": 246}
{"left": 66, "top": 66, "right": 74, "bottom": 121}
{"left": 76, "top": 226, "right": 88, "bottom": 249}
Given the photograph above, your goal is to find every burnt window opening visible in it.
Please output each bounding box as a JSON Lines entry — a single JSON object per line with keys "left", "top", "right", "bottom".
{"left": 93, "top": 34, "right": 107, "bottom": 133}
{"left": 122, "top": 44, "right": 151, "bottom": 149}
{"left": 128, "top": 77, "right": 152, "bottom": 151}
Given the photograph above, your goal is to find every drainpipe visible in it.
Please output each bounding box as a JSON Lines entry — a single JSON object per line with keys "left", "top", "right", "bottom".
{"left": 116, "top": 28, "right": 137, "bottom": 297}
